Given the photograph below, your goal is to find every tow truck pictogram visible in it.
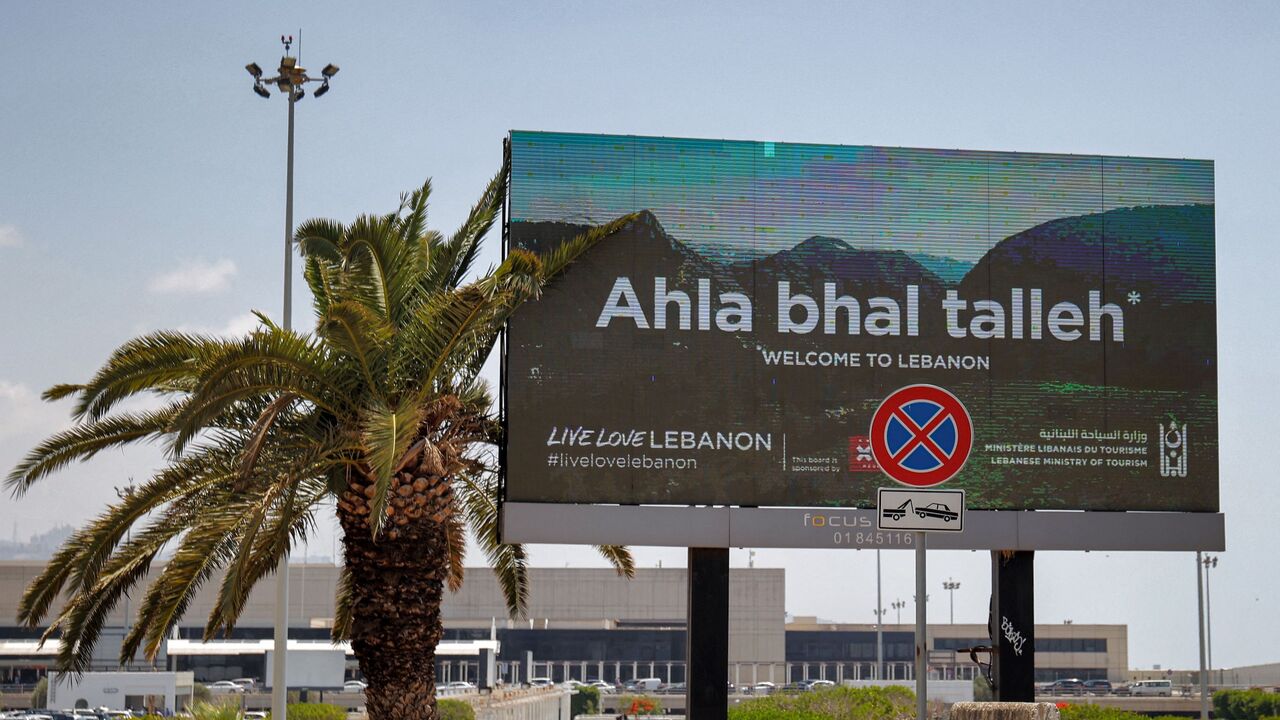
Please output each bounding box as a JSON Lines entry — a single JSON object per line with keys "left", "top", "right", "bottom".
{"left": 880, "top": 499, "right": 959, "bottom": 523}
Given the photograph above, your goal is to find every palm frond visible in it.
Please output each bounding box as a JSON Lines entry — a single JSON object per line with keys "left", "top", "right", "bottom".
{"left": 456, "top": 471, "right": 528, "bottom": 618}
{"left": 359, "top": 396, "right": 424, "bottom": 537}
{"left": 6, "top": 403, "right": 181, "bottom": 495}
{"left": 594, "top": 546, "right": 636, "bottom": 578}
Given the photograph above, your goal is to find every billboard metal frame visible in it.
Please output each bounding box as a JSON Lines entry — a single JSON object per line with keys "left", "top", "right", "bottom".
{"left": 500, "top": 502, "right": 1224, "bottom": 551}
{"left": 496, "top": 131, "right": 1224, "bottom": 552}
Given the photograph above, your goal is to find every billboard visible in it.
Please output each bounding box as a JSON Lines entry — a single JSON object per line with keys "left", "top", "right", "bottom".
{"left": 504, "top": 131, "right": 1216, "bottom": 513}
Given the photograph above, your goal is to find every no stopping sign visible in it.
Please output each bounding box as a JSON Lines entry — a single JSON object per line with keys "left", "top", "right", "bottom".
{"left": 869, "top": 384, "right": 973, "bottom": 487}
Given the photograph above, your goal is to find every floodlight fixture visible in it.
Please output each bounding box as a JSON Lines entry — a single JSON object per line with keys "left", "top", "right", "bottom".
{"left": 322, "top": 63, "right": 339, "bottom": 78}
{"left": 254, "top": 84, "right": 271, "bottom": 99}
{"left": 313, "top": 82, "right": 329, "bottom": 98}
{"left": 246, "top": 62, "right": 263, "bottom": 79}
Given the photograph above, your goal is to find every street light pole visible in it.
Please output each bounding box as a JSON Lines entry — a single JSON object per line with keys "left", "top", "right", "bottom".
{"left": 943, "top": 579, "right": 961, "bottom": 624}
{"left": 892, "top": 599, "right": 905, "bottom": 625}
{"left": 1203, "top": 556, "right": 1218, "bottom": 686}
{"left": 114, "top": 480, "right": 136, "bottom": 671}
{"left": 876, "top": 549, "right": 884, "bottom": 680}
{"left": 1197, "top": 551, "right": 1208, "bottom": 720}
{"left": 245, "top": 38, "right": 339, "bottom": 720}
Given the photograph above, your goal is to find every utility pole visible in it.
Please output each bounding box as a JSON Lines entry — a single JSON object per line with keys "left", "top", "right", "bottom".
{"left": 943, "top": 579, "right": 961, "bottom": 624}
{"left": 1197, "top": 551, "right": 1208, "bottom": 720}
{"left": 875, "top": 549, "right": 884, "bottom": 680}
{"left": 245, "top": 37, "right": 339, "bottom": 720}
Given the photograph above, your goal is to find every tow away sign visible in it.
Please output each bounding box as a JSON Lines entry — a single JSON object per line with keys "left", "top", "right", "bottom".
{"left": 877, "top": 487, "right": 966, "bottom": 532}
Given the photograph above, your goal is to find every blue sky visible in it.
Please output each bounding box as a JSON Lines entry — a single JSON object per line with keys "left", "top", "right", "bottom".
{"left": 2, "top": 1, "right": 1277, "bottom": 671}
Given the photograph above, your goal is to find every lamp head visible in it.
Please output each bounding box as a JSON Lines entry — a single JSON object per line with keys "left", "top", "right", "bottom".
{"left": 313, "top": 81, "right": 330, "bottom": 98}
{"left": 322, "top": 63, "right": 339, "bottom": 78}
{"left": 246, "top": 62, "right": 263, "bottom": 79}
{"left": 253, "top": 84, "right": 271, "bottom": 99}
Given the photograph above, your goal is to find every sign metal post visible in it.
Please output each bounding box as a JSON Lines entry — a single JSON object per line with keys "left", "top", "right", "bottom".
{"left": 915, "top": 532, "right": 928, "bottom": 720}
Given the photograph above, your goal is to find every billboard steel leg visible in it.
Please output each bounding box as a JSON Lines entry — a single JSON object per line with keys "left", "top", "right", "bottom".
{"left": 991, "top": 551, "right": 1035, "bottom": 702}
{"left": 687, "top": 547, "right": 729, "bottom": 720}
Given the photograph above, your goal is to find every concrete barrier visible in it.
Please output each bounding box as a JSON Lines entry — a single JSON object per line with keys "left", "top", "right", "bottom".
{"left": 952, "top": 701, "right": 1061, "bottom": 720}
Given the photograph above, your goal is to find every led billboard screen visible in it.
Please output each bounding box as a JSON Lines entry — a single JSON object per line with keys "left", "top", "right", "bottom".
{"left": 504, "top": 131, "right": 1216, "bottom": 512}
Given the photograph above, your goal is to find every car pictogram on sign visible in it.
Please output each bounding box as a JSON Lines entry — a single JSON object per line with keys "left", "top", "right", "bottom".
{"left": 869, "top": 384, "right": 973, "bottom": 487}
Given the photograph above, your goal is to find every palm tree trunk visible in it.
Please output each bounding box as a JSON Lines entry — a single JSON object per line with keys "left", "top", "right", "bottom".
{"left": 340, "top": 505, "right": 448, "bottom": 720}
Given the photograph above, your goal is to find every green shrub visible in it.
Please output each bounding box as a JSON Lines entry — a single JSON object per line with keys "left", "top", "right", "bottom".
{"left": 190, "top": 701, "right": 244, "bottom": 720}
{"left": 438, "top": 698, "right": 476, "bottom": 720}
{"left": 617, "top": 694, "right": 664, "bottom": 716}
{"left": 281, "top": 703, "right": 345, "bottom": 720}
{"left": 973, "top": 675, "right": 994, "bottom": 702}
{"left": 192, "top": 683, "right": 213, "bottom": 704}
{"left": 728, "top": 685, "right": 914, "bottom": 720}
{"left": 1058, "top": 704, "right": 1148, "bottom": 720}
{"left": 31, "top": 677, "right": 47, "bottom": 708}
{"left": 1214, "top": 690, "right": 1280, "bottom": 720}
{"left": 572, "top": 686, "right": 600, "bottom": 717}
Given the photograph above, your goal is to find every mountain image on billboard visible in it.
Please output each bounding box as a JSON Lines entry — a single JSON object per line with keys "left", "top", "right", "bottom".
{"left": 504, "top": 131, "right": 1216, "bottom": 512}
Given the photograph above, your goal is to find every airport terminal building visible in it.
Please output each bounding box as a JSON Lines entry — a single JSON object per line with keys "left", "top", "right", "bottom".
{"left": 0, "top": 561, "right": 1126, "bottom": 688}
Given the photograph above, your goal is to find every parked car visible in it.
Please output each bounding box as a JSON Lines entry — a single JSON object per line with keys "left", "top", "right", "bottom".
{"left": 781, "top": 681, "right": 811, "bottom": 693}
{"left": 528, "top": 677, "right": 555, "bottom": 688}
{"left": 1129, "top": 679, "right": 1173, "bottom": 697}
{"left": 342, "top": 680, "right": 368, "bottom": 693}
{"left": 230, "top": 678, "right": 258, "bottom": 693}
{"left": 587, "top": 680, "right": 616, "bottom": 694}
{"left": 750, "top": 681, "right": 776, "bottom": 695}
{"left": 208, "top": 681, "right": 245, "bottom": 694}
{"left": 629, "top": 678, "right": 664, "bottom": 693}
{"left": 1083, "top": 679, "right": 1113, "bottom": 695}
{"left": 658, "top": 682, "right": 685, "bottom": 695}
{"left": 808, "top": 680, "right": 836, "bottom": 690}
{"left": 443, "top": 681, "right": 477, "bottom": 691}
{"left": 243, "top": 713, "right": 268, "bottom": 720}
{"left": 1046, "top": 678, "right": 1085, "bottom": 695}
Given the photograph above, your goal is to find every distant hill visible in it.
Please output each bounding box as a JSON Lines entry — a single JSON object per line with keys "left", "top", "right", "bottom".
{"left": 958, "top": 203, "right": 1215, "bottom": 388}
{"left": 909, "top": 252, "right": 972, "bottom": 285}
{"left": 733, "top": 235, "right": 944, "bottom": 290}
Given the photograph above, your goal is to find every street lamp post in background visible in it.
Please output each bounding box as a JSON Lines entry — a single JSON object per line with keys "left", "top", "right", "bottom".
{"left": 1197, "top": 551, "right": 1209, "bottom": 720}
{"left": 891, "top": 599, "right": 905, "bottom": 625}
{"left": 1203, "top": 555, "right": 1219, "bottom": 686}
{"left": 943, "top": 578, "right": 961, "bottom": 624}
{"left": 113, "top": 480, "right": 136, "bottom": 670}
{"left": 875, "top": 549, "right": 884, "bottom": 680}
{"left": 246, "top": 37, "right": 338, "bottom": 720}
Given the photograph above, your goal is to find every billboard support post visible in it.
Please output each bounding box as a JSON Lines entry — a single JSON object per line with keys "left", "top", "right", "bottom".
{"left": 991, "top": 551, "right": 1035, "bottom": 702}
{"left": 914, "top": 534, "right": 927, "bottom": 720}
{"left": 687, "top": 547, "right": 729, "bottom": 720}
{"left": 1197, "top": 551, "right": 1209, "bottom": 720}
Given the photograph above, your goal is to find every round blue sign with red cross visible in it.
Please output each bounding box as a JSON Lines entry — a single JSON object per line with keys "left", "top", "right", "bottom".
{"left": 869, "top": 384, "right": 973, "bottom": 487}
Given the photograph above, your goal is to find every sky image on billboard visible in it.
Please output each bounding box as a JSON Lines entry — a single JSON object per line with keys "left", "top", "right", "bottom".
{"left": 504, "top": 131, "right": 1216, "bottom": 512}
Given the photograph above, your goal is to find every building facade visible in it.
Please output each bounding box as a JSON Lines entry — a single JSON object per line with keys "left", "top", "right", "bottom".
{"left": 0, "top": 561, "right": 1125, "bottom": 688}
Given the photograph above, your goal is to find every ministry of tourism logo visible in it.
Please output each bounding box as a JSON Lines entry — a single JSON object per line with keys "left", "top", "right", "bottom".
{"left": 1159, "top": 420, "right": 1188, "bottom": 477}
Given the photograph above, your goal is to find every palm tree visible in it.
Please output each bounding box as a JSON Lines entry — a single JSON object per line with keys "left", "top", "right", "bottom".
{"left": 6, "top": 161, "right": 637, "bottom": 720}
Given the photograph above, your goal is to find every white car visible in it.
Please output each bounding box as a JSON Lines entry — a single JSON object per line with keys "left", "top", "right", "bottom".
{"left": 230, "top": 678, "right": 258, "bottom": 693}
{"left": 808, "top": 680, "right": 835, "bottom": 690}
{"left": 208, "top": 681, "right": 245, "bottom": 693}
{"left": 244, "top": 713, "right": 268, "bottom": 720}
{"left": 528, "top": 677, "right": 555, "bottom": 688}
{"left": 443, "top": 681, "right": 476, "bottom": 691}
{"left": 588, "top": 681, "right": 616, "bottom": 694}
{"left": 343, "top": 680, "right": 368, "bottom": 693}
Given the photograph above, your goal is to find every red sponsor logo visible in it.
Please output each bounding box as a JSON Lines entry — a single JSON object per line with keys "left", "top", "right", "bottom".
{"left": 848, "top": 435, "right": 879, "bottom": 472}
